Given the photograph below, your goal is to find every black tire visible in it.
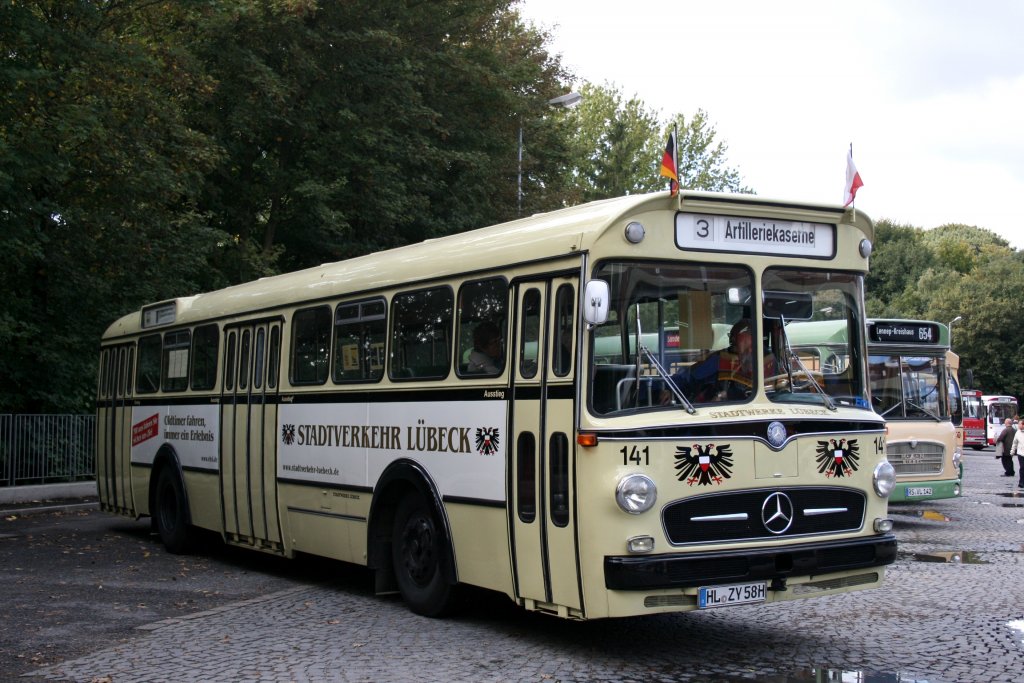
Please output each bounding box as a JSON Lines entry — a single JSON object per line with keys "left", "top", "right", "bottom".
{"left": 391, "top": 495, "right": 456, "bottom": 617}
{"left": 154, "top": 466, "right": 193, "bottom": 554}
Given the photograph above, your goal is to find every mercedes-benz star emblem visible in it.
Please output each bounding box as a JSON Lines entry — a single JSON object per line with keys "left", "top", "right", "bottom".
{"left": 766, "top": 421, "right": 787, "bottom": 448}
{"left": 761, "top": 492, "right": 794, "bottom": 534}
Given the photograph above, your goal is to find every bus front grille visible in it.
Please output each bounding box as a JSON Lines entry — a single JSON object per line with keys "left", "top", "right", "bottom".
{"left": 662, "top": 487, "right": 866, "bottom": 545}
{"left": 887, "top": 441, "right": 944, "bottom": 475}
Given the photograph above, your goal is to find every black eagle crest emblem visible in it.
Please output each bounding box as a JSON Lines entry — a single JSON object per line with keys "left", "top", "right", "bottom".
{"left": 281, "top": 424, "right": 296, "bottom": 445}
{"left": 815, "top": 438, "right": 861, "bottom": 477}
{"left": 475, "top": 427, "right": 500, "bottom": 455}
{"left": 674, "top": 443, "right": 734, "bottom": 486}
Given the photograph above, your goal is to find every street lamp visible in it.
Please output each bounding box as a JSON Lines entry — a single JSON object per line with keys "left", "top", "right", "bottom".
{"left": 948, "top": 315, "right": 963, "bottom": 346}
{"left": 518, "top": 91, "right": 583, "bottom": 215}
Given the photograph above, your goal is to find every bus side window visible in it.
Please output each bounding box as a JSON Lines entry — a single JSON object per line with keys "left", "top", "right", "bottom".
{"left": 136, "top": 334, "right": 161, "bottom": 394}
{"left": 389, "top": 287, "right": 453, "bottom": 380}
{"left": 333, "top": 298, "right": 386, "bottom": 383}
{"left": 224, "top": 331, "right": 237, "bottom": 391}
{"left": 268, "top": 326, "right": 280, "bottom": 390}
{"left": 291, "top": 306, "right": 331, "bottom": 385}
{"left": 519, "top": 289, "right": 541, "bottom": 379}
{"left": 190, "top": 324, "right": 219, "bottom": 391}
{"left": 549, "top": 432, "right": 570, "bottom": 527}
{"left": 456, "top": 277, "right": 508, "bottom": 378}
{"left": 552, "top": 283, "right": 574, "bottom": 377}
{"left": 517, "top": 432, "right": 536, "bottom": 523}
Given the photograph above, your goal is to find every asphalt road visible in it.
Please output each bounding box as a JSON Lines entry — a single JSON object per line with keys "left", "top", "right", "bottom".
{"left": 2, "top": 446, "right": 1023, "bottom": 682}
{"left": 0, "top": 500, "right": 354, "bottom": 681}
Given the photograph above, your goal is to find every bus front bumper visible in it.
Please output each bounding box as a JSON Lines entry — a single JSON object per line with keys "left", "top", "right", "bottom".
{"left": 604, "top": 535, "right": 897, "bottom": 590}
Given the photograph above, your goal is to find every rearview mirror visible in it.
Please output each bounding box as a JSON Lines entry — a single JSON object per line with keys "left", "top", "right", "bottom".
{"left": 583, "top": 280, "right": 610, "bottom": 325}
{"left": 763, "top": 290, "right": 814, "bottom": 320}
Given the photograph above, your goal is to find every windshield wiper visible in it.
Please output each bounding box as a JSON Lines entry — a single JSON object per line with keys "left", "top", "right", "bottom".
{"left": 777, "top": 314, "right": 837, "bottom": 411}
{"left": 640, "top": 344, "right": 696, "bottom": 414}
{"left": 633, "top": 303, "right": 695, "bottom": 414}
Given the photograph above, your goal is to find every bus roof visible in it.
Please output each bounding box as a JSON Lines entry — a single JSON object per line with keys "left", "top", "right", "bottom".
{"left": 103, "top": 190, "right": 873, "bottom": 339}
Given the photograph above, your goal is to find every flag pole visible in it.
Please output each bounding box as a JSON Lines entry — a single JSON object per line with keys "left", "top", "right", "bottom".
{"left": 843, "top": 143, "right": 851, "bottom": 220}
{"left": 673, "top": 123, "right": 680, "bottom": 205}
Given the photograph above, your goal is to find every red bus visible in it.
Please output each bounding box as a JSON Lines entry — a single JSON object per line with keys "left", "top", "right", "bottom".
{"left": 960, "top": 389, "right": 985, "bottom": 449}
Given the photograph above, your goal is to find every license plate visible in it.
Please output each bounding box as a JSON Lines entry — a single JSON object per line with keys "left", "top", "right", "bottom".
{"left": 698, "top": 581, "right": 766, "bottom": 609}
{"left": 907, "top": 487, "right": 933, "bottom": 497}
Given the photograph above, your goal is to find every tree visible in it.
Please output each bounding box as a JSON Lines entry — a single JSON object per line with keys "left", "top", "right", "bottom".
{"left": 864, "top": 221, "right": 934, "bottom": 317}
{"left": 560, "top": 83, "right": 752, "bottom": 202}
{"left": 670, "top": 109, "right": 752, "bottom": 194}
{"left": 0, "top": 1, "right": 223, "bottom": 412}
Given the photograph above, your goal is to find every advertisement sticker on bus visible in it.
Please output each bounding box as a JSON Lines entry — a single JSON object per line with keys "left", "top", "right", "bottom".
{"left": 130, "top": 405, "right": 220, "bottom": 471}
{"left": 278, "top": 400, "right": 508, "bottom": 502}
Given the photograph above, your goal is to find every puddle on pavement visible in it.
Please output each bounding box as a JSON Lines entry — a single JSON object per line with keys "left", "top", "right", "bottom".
{"left": 913, "top": 509, "right": 953, "bottom": 522}
{"left": 911, "top": 550, "right": 989, "bottom": 564}
{"left": 750, "top": 667, "right": 926, "bottom": 682}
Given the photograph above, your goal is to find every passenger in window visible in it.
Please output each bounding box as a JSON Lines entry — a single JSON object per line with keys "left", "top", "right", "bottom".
{"left": 467, "top": 321, "right": 503, "bottom": 374}
{"left": 662, "top": 319, "right": 770, "bottom": 403}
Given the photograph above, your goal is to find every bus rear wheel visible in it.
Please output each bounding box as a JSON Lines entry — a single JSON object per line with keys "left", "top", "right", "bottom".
{"left": 391, "top": 495, "right": 455, "bottom": 617}
{"left": 154, "top": 466, "right": 193, "bottom": 554}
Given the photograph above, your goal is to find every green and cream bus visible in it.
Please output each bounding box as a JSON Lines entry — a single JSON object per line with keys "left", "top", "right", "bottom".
{"left": 788, "top": 319, "right": 963, "bottom": 502}
{"left": 96, "top": 191, "right": 897, "bottom": 619}
{"left": 867, "top": 319, "right": 963, "bottom": 501}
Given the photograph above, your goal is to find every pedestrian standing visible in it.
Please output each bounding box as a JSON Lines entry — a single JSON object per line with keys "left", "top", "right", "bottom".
{"left": 996, "top": 418, "right": 1016, "bottom": 476}
{"left": 1011, "top": 422, "right": 1024, "bottom": 487}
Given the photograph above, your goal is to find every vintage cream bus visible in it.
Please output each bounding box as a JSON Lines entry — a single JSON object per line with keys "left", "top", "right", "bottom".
{"left": 96, "top": 191, "right": 897, "bottom": 619}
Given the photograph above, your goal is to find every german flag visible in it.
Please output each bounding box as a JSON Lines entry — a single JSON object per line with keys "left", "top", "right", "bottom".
{"left": 659, "top": 129, "right": 678, "bottom": 196}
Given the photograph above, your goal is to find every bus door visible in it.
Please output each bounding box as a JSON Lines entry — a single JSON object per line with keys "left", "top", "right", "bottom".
{"left": 220, "top": 320, "right": 283, "bottom": 551}
{"left": 510, "top": 276, "right": 582, "bottom": 615}
{"left": 98, "top": 344, "right": 136, "bottom": 515}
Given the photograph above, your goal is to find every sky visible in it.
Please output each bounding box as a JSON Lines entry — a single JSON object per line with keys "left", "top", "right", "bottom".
{"left": 517, "top": 0, "right": 1024, "bottom": 247}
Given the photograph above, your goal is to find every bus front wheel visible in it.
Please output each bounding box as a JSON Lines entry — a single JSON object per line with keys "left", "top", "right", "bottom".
{"left": 391, "top": 495, "right": 455, "bottom": 617}
{"left": 154, "top": 466, "right": 193, "bottom": 554}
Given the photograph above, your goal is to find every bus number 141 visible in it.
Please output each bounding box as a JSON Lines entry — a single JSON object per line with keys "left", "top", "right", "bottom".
{"left": 621, "top": 445, "right": 650, "bottom": 466}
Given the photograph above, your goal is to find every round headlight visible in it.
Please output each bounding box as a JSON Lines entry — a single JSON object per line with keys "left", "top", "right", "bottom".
{"left": 615, "top": 474, "right": 657, "bottom": 514}
{"left": 873, "top": 460, "right": 896, "bottom": 498}
{"left": 952, "top": 446, "right": 963, "bottom": 469}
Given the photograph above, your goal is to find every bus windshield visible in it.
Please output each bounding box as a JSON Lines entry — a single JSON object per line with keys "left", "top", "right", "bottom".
{"left": 868, "top": 354, "right": 947, "bottom": 420}
{"left": 587, "top": 261, "right": 869, "bottom": 415}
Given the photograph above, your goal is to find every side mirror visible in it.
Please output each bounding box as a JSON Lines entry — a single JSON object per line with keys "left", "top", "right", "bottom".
{"left": 583, "top": 280, "right": 610, "bottom": 325}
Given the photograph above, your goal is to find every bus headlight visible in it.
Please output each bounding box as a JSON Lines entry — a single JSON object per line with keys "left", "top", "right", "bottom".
{"left": 873, "top": 461, "right": 896, "bottom": 498}
{"left": 952, "top": 446, "right": 963, "bottom": 470}
{"left": 615, "top": 474, "right": 657, "bottom": 514}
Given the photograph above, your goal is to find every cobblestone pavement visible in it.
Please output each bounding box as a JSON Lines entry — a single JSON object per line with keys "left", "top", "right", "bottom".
{"left": 19, "top": 449, "right": 1024, "bottom": 683}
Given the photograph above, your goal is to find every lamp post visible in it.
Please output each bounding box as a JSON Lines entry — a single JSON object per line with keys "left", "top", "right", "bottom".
{"left": 518, "top": 91, "right": 583, "bottom": 215}
{"left": 948, "top": 315, "right": 963, "bottom": 347}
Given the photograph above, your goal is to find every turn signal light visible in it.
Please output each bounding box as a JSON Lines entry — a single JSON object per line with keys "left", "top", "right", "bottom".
{"left": 577, "top": 433, "right": 598, "bottom": 448}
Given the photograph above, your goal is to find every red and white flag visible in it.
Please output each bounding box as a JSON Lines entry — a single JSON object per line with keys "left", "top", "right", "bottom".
{"left": 843, "top": 147, "right": 864, "bottom": 207}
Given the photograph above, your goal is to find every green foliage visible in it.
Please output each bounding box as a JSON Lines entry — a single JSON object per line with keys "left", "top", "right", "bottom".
{"left": 561, "top": 83, "right": 752, "bottom": 202}
{"left": 670, "top": 109, "right": 753, "bottom": 194}
{"left": 6, "top": 0, "right": 1020, "bottom": 413}
{"left": 0, "top": 0, "right": 224, "bottom": 412}
{"left": 866, "top": 219, "right": 1023, "bottom": 397}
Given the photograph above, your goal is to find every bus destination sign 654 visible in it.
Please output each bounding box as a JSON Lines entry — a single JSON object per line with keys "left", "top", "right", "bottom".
{"left": 869, "top": 321, "right": 940, "bottom": 345}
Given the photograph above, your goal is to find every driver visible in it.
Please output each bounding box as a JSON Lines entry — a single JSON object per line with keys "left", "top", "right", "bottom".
{"left": 663, "top": 319, "right": 765, "bottom": 403}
